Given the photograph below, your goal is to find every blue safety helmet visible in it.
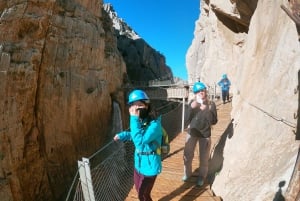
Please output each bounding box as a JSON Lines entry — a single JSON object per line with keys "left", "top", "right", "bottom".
{"left": 192, "top": 82, "right": 207, "bottom": 93}
{"left": 222, "top": 74, "right": 227, "bottom": 79}
{"left": 128, "top": 89, "right": 150, "bottom": 105}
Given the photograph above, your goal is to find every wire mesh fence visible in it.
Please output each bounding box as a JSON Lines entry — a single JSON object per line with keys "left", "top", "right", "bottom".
{"left": 65, "top": 101, "right": 184, "bottom": 201}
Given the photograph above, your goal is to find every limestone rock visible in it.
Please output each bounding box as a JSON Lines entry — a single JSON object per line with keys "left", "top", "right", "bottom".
{"left": 186, "top": 0, "right": 300, "bottom": 200}
{"left": 104, "top": 3, "right": 173, "bottom": 84}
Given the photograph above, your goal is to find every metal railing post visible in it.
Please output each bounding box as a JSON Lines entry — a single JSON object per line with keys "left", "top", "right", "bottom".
{"left": 181, "top": 97, "right": 185, "bottom": 133}
{"left": 214, "top": 83, "right": 217, "bottom": 101}
{"left": 78, "top": 157, "right": 95, "bottom": 201}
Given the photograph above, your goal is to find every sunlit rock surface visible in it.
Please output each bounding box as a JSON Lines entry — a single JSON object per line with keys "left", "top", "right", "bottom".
{"left": 104, "top": 3, "right": 173, "bottom": 83}
{"left": 186, "top": 0, "right": 299, "bottom": 200}
{"left": 0, "top": 1, "right": 176, "bottom": 200}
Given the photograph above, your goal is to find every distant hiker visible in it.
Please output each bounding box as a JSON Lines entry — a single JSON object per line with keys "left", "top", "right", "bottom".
{"left": 113, "top": 89, "right": 162, "bottom": 201}
{"left": 182, "top": 82, "right": 218, "bottom": 187}
{"left": 217, "top": 73, "right": 231, "bottom": 104}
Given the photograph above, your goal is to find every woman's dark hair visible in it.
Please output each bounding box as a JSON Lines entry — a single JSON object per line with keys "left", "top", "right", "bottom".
{"left": 146, "top": 103, "right": 159, "bottom": 121}
{"left": 139, "top": 103, "right": 160, "bottom": 129}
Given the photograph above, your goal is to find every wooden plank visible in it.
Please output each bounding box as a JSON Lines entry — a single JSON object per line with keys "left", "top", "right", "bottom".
{"left": 125, "top": 100, "right": 232, "bottom": 201}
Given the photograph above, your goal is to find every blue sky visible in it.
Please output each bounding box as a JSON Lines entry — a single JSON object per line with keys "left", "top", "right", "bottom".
{"left": 103, "top": 0, "right": 200, "bottom": 81}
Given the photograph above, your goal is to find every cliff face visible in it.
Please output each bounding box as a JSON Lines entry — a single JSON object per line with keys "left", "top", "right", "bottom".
{"left": 0, "top": 1, "right": 126, "bottom": 200}
{"left": 104, "top": 4, "right": 173, "bottom": 84}
{"left": 0, "top": 1, "right": 175, "bottom": 200}
{"left": 186, "top": 0, "right": 299, "bottom": 200}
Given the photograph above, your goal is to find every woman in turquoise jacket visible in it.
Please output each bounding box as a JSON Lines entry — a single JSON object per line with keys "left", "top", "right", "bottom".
{"left": 114, "top": 89, "right": 162, "bottom": 201}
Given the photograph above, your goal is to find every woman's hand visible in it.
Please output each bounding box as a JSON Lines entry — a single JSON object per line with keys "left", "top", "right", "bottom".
{"left": 191, "top": 100, "right": 199, "bottom": 108}
{"left": 191, "top": 100, "right": 207, "bottom": 110}
{"left": 199, "top": 104, "right": 207, "bottom": 110}
{"left": 113, "top": 135, "right": 120, "bottom": 141}
{"left": 129, "top": 105, "right": 140, "bottom": 116}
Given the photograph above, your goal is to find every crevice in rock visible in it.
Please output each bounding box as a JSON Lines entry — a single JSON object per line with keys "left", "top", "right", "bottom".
{"left": 209, "top": 0, "right": 258, "bottom": 33}
{"left": 33, "top": 4, "right": 54, "bottom": 159}
{"left": 281, "top": 0, "right": 300, "bottom": 40}
{"left": 296, "top": 70, "right": 300, "bottom": 140}
{"left": 211, "top": 4, "right": 249, "bottom": 33}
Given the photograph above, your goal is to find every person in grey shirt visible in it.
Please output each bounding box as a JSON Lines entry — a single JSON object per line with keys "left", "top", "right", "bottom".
{"left": 182, "top": 82, "right": 218, "bottom": 187}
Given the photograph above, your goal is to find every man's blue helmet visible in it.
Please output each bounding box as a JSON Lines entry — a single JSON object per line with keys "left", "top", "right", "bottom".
{"left": 128, "top": 89, "right": 150, "bottom": 104}
{"left": 222, "top": 74, "right": 227, "bottom": 79}
{"left": 192, "top": 82, "right": 206, "bottom": 93}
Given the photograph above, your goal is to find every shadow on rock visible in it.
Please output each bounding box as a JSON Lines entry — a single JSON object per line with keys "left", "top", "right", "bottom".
{"left": 207, "top": 119, "right": 234, "bottom": 185}
{"left": 273, "top": 181, "right": 286, "bottom": 201}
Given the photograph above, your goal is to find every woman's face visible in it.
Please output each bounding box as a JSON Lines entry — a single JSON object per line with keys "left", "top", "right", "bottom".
{"left": 196, "top": 89, "right": 207, "bottom": 99}
{"left": 129, "top": 101, "right": 149, "bottom": 118}
{"left": 131, "top": 101, "right": 147, "bottom": 109}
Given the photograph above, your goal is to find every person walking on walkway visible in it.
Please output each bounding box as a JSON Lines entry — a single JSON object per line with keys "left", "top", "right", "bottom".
{"left": 114, "top": 89, "right": 162, "bottom": 201}
{"left": 217, "top": 73, "right": 231, "bottom": 104}
{"left": 182, "top": 82, "right": 218, "bottom": 187}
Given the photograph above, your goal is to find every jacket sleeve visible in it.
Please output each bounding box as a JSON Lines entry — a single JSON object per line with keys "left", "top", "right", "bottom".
{"left": 209, "top": 101, "right": 218, "bottom": 125}
{"left": 117, "top": 130, "right": 132, "bottom": 141}
{"left": 129, "top": 115, "right": 162, "bottom": 151}
{"left": 217, "top": 80, "right": 222, "bottom": 86}
{"left": 129, "top": 115, "right": 144, "bottom": 148}
{"left": 142, "top": 116, "right": 162, "bottom": 144}
{"left": 185, "top": 101, "right": 199, "bottom": 127}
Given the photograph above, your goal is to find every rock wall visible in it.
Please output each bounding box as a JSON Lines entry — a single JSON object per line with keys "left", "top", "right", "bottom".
{"left": 186, "top": 0, "right": 299, "bottom": 200}
{"left": 104, "top": 4, "right": 173, "bottom": 84}
{"left": 0, "top": 1, "right": 126, "bottom": 200}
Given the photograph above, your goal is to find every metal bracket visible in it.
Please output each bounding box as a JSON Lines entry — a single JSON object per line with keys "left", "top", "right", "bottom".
{"left": 281, "top": 1, "right": 300, "bottom": 25}
{"left": 294, "top": 112, "right": 299, "bottom": 119}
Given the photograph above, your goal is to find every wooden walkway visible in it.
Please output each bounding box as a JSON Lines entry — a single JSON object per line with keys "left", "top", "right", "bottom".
{"left": 126, "top": 100, "right": 232, "bottom": 201}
